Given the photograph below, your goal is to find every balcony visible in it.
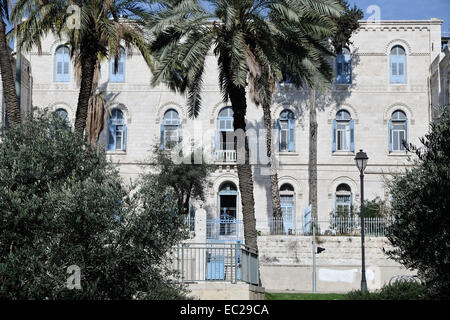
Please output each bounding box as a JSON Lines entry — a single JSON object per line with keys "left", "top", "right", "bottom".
{"left": 214, "top": 149, "right": 237, "bottom": 163}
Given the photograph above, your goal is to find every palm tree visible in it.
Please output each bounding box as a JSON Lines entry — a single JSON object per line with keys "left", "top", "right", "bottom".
{"left": 0, "top": 0, "right": 21, "bottom": 126}
{"left": 13, "top": 0, "right": 154, "bottom": 137}
{"left": 147, "top": 0, "right": 342, "bottom": 248}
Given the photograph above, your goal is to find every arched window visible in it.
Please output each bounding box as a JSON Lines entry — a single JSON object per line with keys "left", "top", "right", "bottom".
{"left": 279, "top": 183, "right": 295, "bottom": 234}
{"left": 390, "top": 45, "right": 406, "bottom": 83}
{"left": 389, "top": 110, "right": 408, "bottom": 152}
{"left": 335, "top": 183, "right": 352, "bottom": 217}
{"left": 107, "top": 109, "right": 126, "bottom": 151}
{"left": 55, "top": 46, "right": 70, "bottom": 82}
{"left": 336, "top": 47, "right": 351, "bottom": 84}
{"left": 160, "top": 109, "right": 181, "bottom": 150}
{"left": 55, "top": 108, "right": 71, "bottom": 128}
{"left": 110, "top": 47, "right": 126, "bottom": 82}
{"left": 215, "top": 107, "right": 236, "bottom": 162}
{"left": 332, "top": 110, "right": 354, "bottom": 152}
{"left": 278, "top": 109, "right": 295, "bottom": 152}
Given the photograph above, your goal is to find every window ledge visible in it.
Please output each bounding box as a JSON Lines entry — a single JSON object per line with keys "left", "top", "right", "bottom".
{"left": 332, "top": 151, "right": 355, "bottom": 156}
{"left": 278, "top": 152, "right": 299, "bottom": 156}
{"left": 106, "top": 150, "right": 127, "bottom": 156}
{"left": 388, "top": 151, "right": 408, "bottom": 157}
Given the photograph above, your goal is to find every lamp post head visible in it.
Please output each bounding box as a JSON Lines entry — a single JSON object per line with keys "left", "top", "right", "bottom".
{"left": 355, "top": 149, "right": 369, "bottom": 173}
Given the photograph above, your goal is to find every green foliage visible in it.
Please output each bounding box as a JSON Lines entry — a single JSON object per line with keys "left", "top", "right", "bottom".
{"left": 0, "top": 112, "right": 188, "bottom": 299}
{"left": 148, "top": 0, "right": 344, "bottom": 116}
{"left": 344, "top": 279, "right": 426, "bottom": 300}
{"left": 354, "top": 197, "right": 390, "bottom": 218}
{"left": 386, "top": 108, "right": 450, "bottom": 299}
{"left": 331, "top": 0, "right": 364, "bottom": 52}
{"left": 147, "top": 144, "right": 214, "bottom": 215}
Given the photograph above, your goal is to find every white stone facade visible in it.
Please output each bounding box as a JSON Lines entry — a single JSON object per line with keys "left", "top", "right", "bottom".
{"left": 23, "top": 19, "right": 443, "bottom": 230}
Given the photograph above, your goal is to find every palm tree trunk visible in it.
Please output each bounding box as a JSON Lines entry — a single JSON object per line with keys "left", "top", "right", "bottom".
{"left": 74, "top": 50, "right": 97, "bottom": 136}
{"left": 228, "top": 83, "right": 258, "bottom": 250}
{"left": 0, "top": 19, "right": 20, "bottom": 126}
{"left": 262, "top": 102, "right": 284, "bottom": 236}
{"left": 309, "top": 88, "right": 318, "bottom": 220}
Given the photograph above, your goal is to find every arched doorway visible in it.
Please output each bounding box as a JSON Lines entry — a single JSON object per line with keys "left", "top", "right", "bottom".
{"left": 280, "top": 183, "right": 295, "bottom": 235}
{"left": 218, "top": 182, "right": 238, "bottom": 236}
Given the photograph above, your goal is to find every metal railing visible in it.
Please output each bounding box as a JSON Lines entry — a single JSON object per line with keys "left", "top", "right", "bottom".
{"left": 207, "top": 219, "right": 244, "bottom": 242}
{"left": 175, "top": 242, "right": 259, "bottom": 285}
{"left": 214, "top": 149, "right": 237, "bottom": 162}
{"left": 211, "top": 217, "right": 392, "bottom": 237}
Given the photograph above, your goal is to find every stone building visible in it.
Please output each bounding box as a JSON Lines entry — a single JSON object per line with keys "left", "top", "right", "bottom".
{"left": 17, "top": 18, "right": 446, "bottom": 292}
{"left": 24, "top": 19, "right": 443, "bottom": 229}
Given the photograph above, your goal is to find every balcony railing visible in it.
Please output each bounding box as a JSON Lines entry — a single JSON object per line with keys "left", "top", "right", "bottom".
{"left": 175, "top": 242, "right": 259, "bottom": 285}
{"left": 204, "top": 217, "right": 392, "bottom": 239}
{"left": 214, "top": 149, "right": 237, "bottom": 162}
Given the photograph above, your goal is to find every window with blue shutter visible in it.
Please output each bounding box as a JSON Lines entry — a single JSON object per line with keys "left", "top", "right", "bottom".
{"left": 336, "top": 47, "right": 351, "bottom": 84}
{"left": 390, "top": 46, "right": 406, "bottom": 84}
{"left": 279, "top": 109, "right": 295, "bottom": 152}
{"left": 107, "top": 109, "right": 126, "bottom": 151}
{"left": 389, "top": 110, "right": 408, "bottom": 152}
{"left": 110, "top": 47, "right": 126, "bottom": 82}
{"left": 161, "top": 109, "right": 181, "bottom": 150}
{"left": 55, "top": 46, "right": 70, "bottom": 82}
{"left": 334, "top": 110, "right": 353, "bottom": 152}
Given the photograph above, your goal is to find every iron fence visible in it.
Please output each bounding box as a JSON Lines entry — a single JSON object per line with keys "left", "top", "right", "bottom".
{"left": 175, "top": 242, "right": 259, "bottom": 285}
{"left": 206, "top": 219, "right": 244, "bottom": 242}
{"left": 260, "top": 217, "right": 392, "bottom": 237}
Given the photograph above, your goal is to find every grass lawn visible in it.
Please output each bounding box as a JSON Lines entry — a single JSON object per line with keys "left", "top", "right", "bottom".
{"left": 265, "top": 292, "right": 345, "bottom": 300}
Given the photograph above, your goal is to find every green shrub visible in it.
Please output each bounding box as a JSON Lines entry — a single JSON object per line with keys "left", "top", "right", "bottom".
{"left": 0, "top": 111, "right": 189, "bottom": 299}
{"left": 344, "top": 280, "right": 426, "bottom": 300}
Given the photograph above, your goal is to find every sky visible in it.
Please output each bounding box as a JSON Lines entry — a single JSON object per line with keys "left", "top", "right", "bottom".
{"left": 347, "top": 0, "right": 450, "bottom": 34}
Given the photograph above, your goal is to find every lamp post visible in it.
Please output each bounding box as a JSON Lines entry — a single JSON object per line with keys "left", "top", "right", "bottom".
{"left": 355, "top": 149, "right": 369, "bottom": 293}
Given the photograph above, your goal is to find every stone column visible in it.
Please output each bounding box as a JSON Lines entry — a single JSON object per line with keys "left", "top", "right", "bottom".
{"left": 194, "top": 205, "right": 207, "bottom": 280}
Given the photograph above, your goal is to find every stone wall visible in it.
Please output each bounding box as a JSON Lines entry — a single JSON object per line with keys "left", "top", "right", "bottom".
{"left": 258, "top": 235, "right": 415, "bottom": 293}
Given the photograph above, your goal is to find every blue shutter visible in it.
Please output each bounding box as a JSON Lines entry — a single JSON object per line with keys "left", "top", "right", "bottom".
{"left": 391, "top": 55, "right": 406, "bottom": 83}
{"left": 404, "top": 120, "right": 408, "bottom": 149}
{"left": 344, "top": 54, "right": 351, "bottom": 84}
{"left": 388, "top": 120, "right": 393, "bottom": 152}
{"left": 332, "top": 119, "right": 337, "bottom": 152}
{"left": 122, "top": 125, "right": 127, "bottom": 151}
{"left": 398, "top": 56, "right": 406, "bottom": 83}
{"left": 110, "top": 54, "right": 125, "bottom": 82}
{"left": 350, "top": 119, "right": 355, "bottom": 152}
{"left": 107, "top": 119, "right": 116, "bottom": 151}
{"left": 55, "top": 47, "right": 70, "bottom": 82}
{"left": 160, "top": 124, "right": 165, "bottom": 150}
{"left": 288, "top": 118, "right": 295, "bottom": 152}
{"left": 336, "top": 55, "right": 342, "bottom": 83}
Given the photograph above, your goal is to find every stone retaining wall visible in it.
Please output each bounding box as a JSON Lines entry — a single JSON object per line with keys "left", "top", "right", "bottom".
{"left": 258, "top": 235, "right": 415, "bottom": 293}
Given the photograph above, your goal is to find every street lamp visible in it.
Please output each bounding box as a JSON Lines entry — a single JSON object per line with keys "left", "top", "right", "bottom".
{"left": 355, "top": 149, "right": 368, "bottom": 293}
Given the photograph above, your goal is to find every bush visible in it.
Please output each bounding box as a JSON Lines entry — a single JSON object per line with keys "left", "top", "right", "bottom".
{"left": 386, "top": 106, "right": 450, "bottom": 299}
{"left": 344, "top": 279, "right": 426, "bottom": 300}
{"left": 0, "top": 111, "right": 188, "bottom": 299}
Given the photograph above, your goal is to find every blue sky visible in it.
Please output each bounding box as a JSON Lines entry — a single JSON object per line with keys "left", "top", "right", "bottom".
{"left": 348, "top": 0, "right": 450, "bottom": 34}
